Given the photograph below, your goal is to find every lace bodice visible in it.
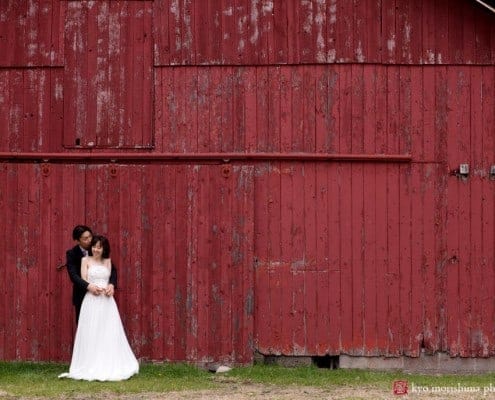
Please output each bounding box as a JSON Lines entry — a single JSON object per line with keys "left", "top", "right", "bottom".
{"left": 87, "top": 264, "right": 110, "bottom": 287}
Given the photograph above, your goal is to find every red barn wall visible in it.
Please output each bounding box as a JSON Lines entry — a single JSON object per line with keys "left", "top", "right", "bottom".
{"left": 0, "top": 0, "right": 494, "bottom": 363}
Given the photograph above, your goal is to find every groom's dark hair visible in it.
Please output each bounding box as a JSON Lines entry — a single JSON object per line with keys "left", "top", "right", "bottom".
{"left": 72, "top": 225, "right": 92, "bottom": 241}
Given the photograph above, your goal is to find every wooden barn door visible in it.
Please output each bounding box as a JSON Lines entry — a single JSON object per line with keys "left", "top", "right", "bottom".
{"left": 443, "top": 66, "right": 495, "bottom": 357}
{"left": 253, "top": 159, "right": 440, "bottom": 357}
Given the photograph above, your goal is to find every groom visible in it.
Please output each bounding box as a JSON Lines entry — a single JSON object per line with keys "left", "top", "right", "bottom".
{"left": 66, "top": 225, "right": 117, "bottom": 323}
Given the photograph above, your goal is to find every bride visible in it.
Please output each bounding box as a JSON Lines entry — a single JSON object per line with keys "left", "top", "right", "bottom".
{"left": 59, "top": 235, "right": 139, "bottom": 381}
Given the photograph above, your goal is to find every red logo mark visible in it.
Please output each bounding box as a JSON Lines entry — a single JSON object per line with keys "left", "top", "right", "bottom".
{"left": 393, "top": 380, "right": 408, "bottom": 395}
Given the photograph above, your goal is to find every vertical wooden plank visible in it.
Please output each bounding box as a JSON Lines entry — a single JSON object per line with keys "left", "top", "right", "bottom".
{"left": 63, "top": 1, "right": 90, "bottom": 147}
{"left": 23, "top": 70, "right": 37, "bottom": 151}
{"left": 326, "top": 0, "right": 337, "bottom": 63}
{"left": 374, "top": 66, "right": 388, "bottom": 353}
{"left": 195, "top": 166, "right": 210, "bottom": 361}
{"left": 399, "top": 163, "right": 412, "bottom": 355}
{"left": 327, "top": 163, "right": 341, "bottom": 354}
{"left": 315, "top": 162, "right": 330, "bottom": 354}
{"left": 206, "top": 165, "right": 219, "bottom": 358}
{"left": 150, "top": 165, "right": 165, "bottom": 360}
{"left": 386, "top": 72, "right": 401, "bottom": 355}
{"left": 185, "top": 165, "right": 199, "bottom": 361}
{"left": 387, "top": 167, "right": 401, "bottom": 356}
{"left": 48, "top": 69, "right": 64, "bottom": 152}
{"left": 398, "top": 66, "right": 412, "bottom": 355}
{"left": 362, "top": 65, "right": 377, "bottom": 354}
{"left": 469, "top": 66, "right": 484, "bottom": 356}
{"left": 209, "top": 67, "right": 222, "bottom": 152}
{"left": 339, "top": 66, "right": 353, "bottom": 351}
{"left": 481, "top": 66, "right": 495, "bottom": 355}
{"left": 16, "top": 164, "right": 31, "bottom": 358}
{"left": 253, "top": 163, "right": 270, "bottom": 354}
{"left": 435, "top": 0, "right": 449, "bottom": 64}
{"left": 153, "top": 0, "right": 170, "bottom": 66}
{"left": 457, "top": 67, "right": 472, "bottom": 357}
{"left": 0, "top": 72, "right": 10, "bottom": 151}
{"left": 285, "top": 0, "right": 298, "bottom": 64}
{"left": 9, "top": 70, "right": 24, "bottom": 151}
{"left": 421, "top": 68, "right": 437, "bottom": 353}
{"left": 141, "top": 1, "right": 154, "bottom": 147}
{"left": 170, "top": 0, "right": 186, "bottom": 65}
{"left": 129, "top": 1, "right": 140, "bottom": 147}
{"left": 50, "top": 166, "right": 65, "bottom": 361}
{"left": 339, "top": 162, "right": 353, "bottom": 352}
{"left": 291, "top": 164, "right": 306, "bottom": 355}
{"left": 447, "top": 3, "right": 463, "bottom": 64}
{"left": 267, "top": 67, "right": 281, "bottom": 152}
{"left": 129, "top": 166, "right": 144, "bottom": 357}
{"left": 219, "top": 166, "right": 234, "bottom": 359}
{"left": 304, "top": 163, "right": 318, "bottom": 354}
{"left": 4, "top": 165, "right": 17, "bottom": 359}
{"left": 185, "top": 67, "right": 199, "bottom": 152}
{"left": 93, "top": 0, "right": 108, "bottom": 143}
{"left": 445, "top": 67, "right": 461, "bottom": 356}
{"left": 233, "top": 68, "right": 246, "bottom": 152}
{"left": 303, "top": 66, "right": 316, "bottom": 152}
{"left": 0, "top": 166, "right": 6, "bottom": 358}
{"left": 14, "top": 0, "right": 27, "bottom": 66}
{"left": 395, "top": 0, "right": 415, "bottom": 64}
{"left": 409, "top": 66, "right": 424, "bottom": 356}
{"left": 270, "top": 0, "right": 288, "bottom": 64}
{"left": 233, "top": 165, "right": 252, "bottom": 361}
{"left": 291, "top": 68, "right": 304, "bottom": 151}
{"left": 361, "top": 0, "right": 381, "bottom": 63}
{"left": 279, "top": 67, "right": 292, "bottom": 153}
{"left": 173, "top": 164, "right": 188, "bottom": 360}
{"left": 221, "top": 67, "right": 234, "bottom": 152}
{"left": 244, "top": 67, "right": 257, "bottom": 152}
{"left": 197, "top": 67, "right": 210, "bottom": 152}
{"left": 350, "top": 65, "right": 364, "bottom": 353}
{"left": 422, "top": 0, "right": 436, "bottom": 64}
{"left": 255, "top": 66, "right": 269, "bottom": 151}
{"left": 298, "top": 0, "right": 315, "bottom": 64}
{"left": 315, "top": 67, "right": 328, "bottom": 152}
{"left": 279, "top": 164, "right": 293, "bottom": 354}
{"left": 140, "top": 166, "right": 154, "bottom": 359}
{"left": 153, "top": 67, "right": 164, "bottom": 152}
{"left": 268, "top": 164, "right": 284, "bottom": 353}
{"left": 164, "top": 165, "right": 178, "bottom": 360}
{"left": 435, "top": 66, "right": 449, "bottom": 352}
{"left": 39, "top": 166, "right": 52, "bottom": 360}
{"left": 335, "top": 0, "right": 354, "bottom": 62}
{"left": 474, "top": 7, "right": 493, "bottom": 64}
{"left": 381, "top": 0, "right": 396, "bottom": 63}
{"left": 461, "top": 1, "right": 475, "bottom": 65}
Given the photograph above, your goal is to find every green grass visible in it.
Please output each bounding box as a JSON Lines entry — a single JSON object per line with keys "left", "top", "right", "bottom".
{"left": 0, "top": 362, "right": 215, "bottom": 398}
{"left": 1, "top": 361, "right": 495, "bottom": 398}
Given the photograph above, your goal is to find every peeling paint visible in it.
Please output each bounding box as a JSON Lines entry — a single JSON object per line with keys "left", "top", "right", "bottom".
{"left": 249, "top": 0, "right": 260, "bottom": 44}
{"left": 387, "top": 36, "right": 396, "bottom": 53}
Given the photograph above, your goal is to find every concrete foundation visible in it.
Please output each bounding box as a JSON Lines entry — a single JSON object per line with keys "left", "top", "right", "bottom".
{"left": 340, "top": 352, "right": 495, "bottom": 374}
{"left": 257, "top": 352, "right": 495, "bottom": 373}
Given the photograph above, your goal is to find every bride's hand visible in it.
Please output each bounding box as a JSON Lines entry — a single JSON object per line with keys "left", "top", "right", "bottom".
{"left": 104, "top": 284, "right": 115, "bottom": 297}
{"left": 88, "top": 283, "right": 102, "bottom": 295}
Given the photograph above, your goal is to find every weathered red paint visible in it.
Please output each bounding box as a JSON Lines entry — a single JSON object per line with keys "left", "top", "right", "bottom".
{"left": 0, "top": 0, "right": 494, "bottom": 364}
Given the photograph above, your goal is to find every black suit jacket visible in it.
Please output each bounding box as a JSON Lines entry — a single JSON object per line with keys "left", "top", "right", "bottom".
{"left": 66, "top": 245, "right": 118, "bottom": 309}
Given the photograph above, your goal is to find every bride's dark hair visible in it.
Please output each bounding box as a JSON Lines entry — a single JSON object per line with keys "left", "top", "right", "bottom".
{"left": 90, "top": 235, "right": 111, "bottom": 258}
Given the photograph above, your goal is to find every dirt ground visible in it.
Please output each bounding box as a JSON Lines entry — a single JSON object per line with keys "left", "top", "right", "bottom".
{"left": 15, "top": 382, "right": 495, "bottom": 400}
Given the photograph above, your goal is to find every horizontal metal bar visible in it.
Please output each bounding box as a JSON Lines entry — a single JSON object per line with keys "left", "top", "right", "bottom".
{"left": 0, "top": 151, "right": 412, "bottom": 163}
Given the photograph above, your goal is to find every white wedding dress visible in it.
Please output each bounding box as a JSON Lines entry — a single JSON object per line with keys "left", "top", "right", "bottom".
{"left": 59, "top": 263, "right": 139, "bottom": 381}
